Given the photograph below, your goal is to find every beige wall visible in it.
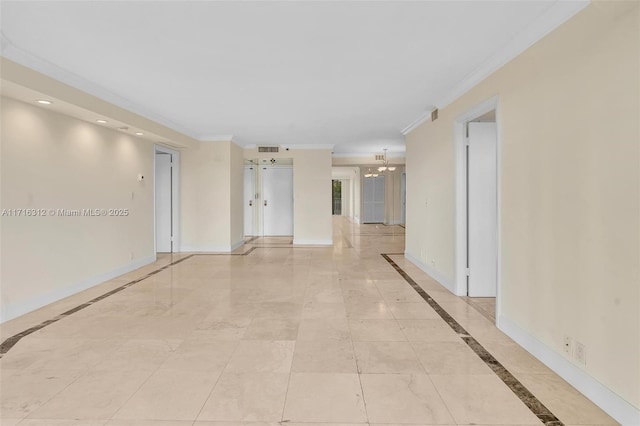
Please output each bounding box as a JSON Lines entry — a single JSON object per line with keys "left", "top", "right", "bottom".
{"left": 293, "top": 150, "right": 332, "bottom": 244}
{"left": 405, "top": 1, "right": 639, "bottom": 413}
{"left": 244, "top": 147, "right": 333, "bottom": 244}
{"left": 229, "top": 142, "right": 245, "bottom": 247}
{"left": 1, "top": 96, "right": 155, "bottom": 321}
{"left": 181, "top": 140, "right": 244, "bottom": 251}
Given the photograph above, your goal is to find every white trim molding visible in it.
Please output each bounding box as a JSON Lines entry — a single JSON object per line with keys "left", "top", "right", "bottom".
{"left": 404, "top": 251, "right": 456, "bottom": 295}
{"left": 499, "top": 315, "right": 640, "bottom": 425}
{"left": 0, "top": 31, "right": 197, "bottom": 140}
{"left": 453, "top": 96, "right": 500, "bottom": 298}
{"left": 435, "top": 1, "right": 589, "bottom": 109}
{"left": 154, "top": 144, "right": 181, "bottom": 254}
{"left": 0, "top": 255, "right": 156, "bottom": 323}
{"left": 401, "top": 112, "right": 431, "bottom": 135}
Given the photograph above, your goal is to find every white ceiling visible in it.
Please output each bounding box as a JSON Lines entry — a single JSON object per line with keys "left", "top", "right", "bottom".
{"left": 1, "top": 1, "right": 587, "bottom": 155}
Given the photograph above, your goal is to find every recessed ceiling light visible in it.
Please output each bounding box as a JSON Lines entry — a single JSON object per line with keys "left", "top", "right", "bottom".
{"left": 135, "top": 132, "right": 144, "bottom": 136}
{"left": 36, "top": 100, "right": 53, "bottom": 105}
{"left": 96, "top": 119, "right": 108, "bottom": 124}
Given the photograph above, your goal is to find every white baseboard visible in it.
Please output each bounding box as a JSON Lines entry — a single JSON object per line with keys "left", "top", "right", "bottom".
{"left": 499, "top": 315, "right": 640, "bottom": 425}
{"left": 293, "top": 239, "right": 333, "bottom": 246}
{"left": 0, "top": 254, "right": 156, "bottom": 323}
{"left": 386, "top": 219, "right": 403, "bottom": 225}
{"left": 404, "top": 251, "right": 456, "bottom": 294}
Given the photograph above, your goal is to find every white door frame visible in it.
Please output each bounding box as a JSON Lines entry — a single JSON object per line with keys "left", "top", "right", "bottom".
{"left": 453, "top": 96, "right": 502, "bottom": 321}
{"left": 154, "top": 144, "right": 180, "bottom": 253}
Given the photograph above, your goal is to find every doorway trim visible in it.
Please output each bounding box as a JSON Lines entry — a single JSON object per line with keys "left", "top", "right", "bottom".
{"left": 453, "top": 96, "right": 501, "bottom": 321}
{"left": 154, "top": 144, "right": 180, "bottom": 253}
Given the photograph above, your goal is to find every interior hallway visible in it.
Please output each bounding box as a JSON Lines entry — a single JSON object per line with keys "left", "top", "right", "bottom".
{"left": 0, "top": 218, "right": 617, "bottom": 425}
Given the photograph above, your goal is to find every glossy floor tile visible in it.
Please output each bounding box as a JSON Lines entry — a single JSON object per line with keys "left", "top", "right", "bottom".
{"left": 0, "top": 218, "right": 618, "bottom": 425}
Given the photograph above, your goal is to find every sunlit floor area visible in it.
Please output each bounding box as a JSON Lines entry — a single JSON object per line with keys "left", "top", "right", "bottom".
{"left": 0, "top": 217, "right": 617, "bottom": 425}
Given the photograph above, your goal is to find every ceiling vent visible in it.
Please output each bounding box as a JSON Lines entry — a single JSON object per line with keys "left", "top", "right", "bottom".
{"left": 375, "top": 154, "right": 385, "bottom": 161}
{"left": 258, "top": 146, "right": 279, "bottom": 153}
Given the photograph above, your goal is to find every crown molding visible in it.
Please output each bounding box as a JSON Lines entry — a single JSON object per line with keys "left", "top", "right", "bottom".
{"left": 401, "top": 112, "right": 431, "bottom": 135}
{"left": 0, "top": 31, "right": 199, "bottom": 140}
{"left": 434, "top": 0, "right": 589, "bottom": 109}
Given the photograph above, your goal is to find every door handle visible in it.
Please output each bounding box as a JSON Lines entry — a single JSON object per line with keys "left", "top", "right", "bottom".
{"left": 264, "top": 200, "right": 268, "bottom": 206}
{"left": 249, "top": 200, "right": 253, "bottom": 207}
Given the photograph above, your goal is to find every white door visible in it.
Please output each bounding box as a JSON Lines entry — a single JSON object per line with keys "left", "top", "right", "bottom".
{"left": 262, "top": 166, "right": 293, "bottom": 236}
{"left": 155, "top": 153, "right": 172, "bottom": 252}
{"left": 363, "top": 175, "right": 385, "bottom": 223}
{"left": 244, "top": 166, "right": 256, "bottom": 236}
{"left": 467, "top": 122, "right": 498, "bottom": 297}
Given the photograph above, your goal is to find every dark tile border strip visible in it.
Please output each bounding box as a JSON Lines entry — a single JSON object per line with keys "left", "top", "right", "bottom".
{"left": 381, "top": 253, "right": 564, "bottom": 426}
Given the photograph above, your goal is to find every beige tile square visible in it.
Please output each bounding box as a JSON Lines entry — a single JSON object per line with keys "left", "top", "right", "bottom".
{"left": 26, "top": 369, "right": 153, "bottom": 420}
{"left": 297, "top": 318, "right": 350, "bottom": 341}
{"left": 242, "top": 318, "right": 299, "bottom": 340}
{"left": 349, "top": 319, "right": 406, "bottom": 341}
{"left": 94, "top": 338, "right": 182, "bottom": 371}
{"left": 19, "top": 420, "right": 106, "bottom": 425}
{"left": 398, "top": 319, "right": 461, "bottom": 342}
{"left": 107, "top": 421, "right": 192, "bottom": 426}
{"left": 360, "top": 374, "right": 454, "bottom": 424}
{"left": 197, "top": 372, "right": 289, "bottom": 421}
{"left": 379, "top": 288, "right": 425, "bottom": 303}
{"left": 0, "top": 369, "right": 83, "bottom": 419}
{"left": 291, "top": 339, "right": 357, "bottom": 373}
{"left": 113, "top": 368, "right": 220, "bottom": 421}
{"left": 283, "top": 373, "right": 367, "bottom": 422}
{"left": 344, "top": 301, "right": 393, "bottom": 319}
{"left": 161, "top": 340, "right": 238, "bottom": 372}
{"left": 353, "top": 341, "right": 424, "bottom": 374}
{"left": 387, "top": 302, "right": 441, "bottom": 319}
{"left": 301, "top": 301, "right": 347, "bottom": 319}
{"left": 411, "top": 341, "right": 492, "bottom": 374}
{"left": 225, "top": 340, "right": 294, "bottom": 373}
{"left": 429, "top": 374, "right": 542, "bottom": 425}
{"left": 195, "top": 317, "right": 252, "bottom": 340}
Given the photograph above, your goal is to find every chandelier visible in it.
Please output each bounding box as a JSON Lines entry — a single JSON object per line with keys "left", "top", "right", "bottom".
{"left": 365, "top": 149, "right": 396, "bottom": 177}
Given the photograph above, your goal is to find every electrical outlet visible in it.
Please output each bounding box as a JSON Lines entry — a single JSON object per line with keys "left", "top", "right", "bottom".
{"left": 130, "top": 252, "right": 134, "bottom": 260}
{"left": 563, "top": 335, "right": 572, "bottom": 355}
{"left": 575, "top": 341, "right": 586, "bottom": 365}
{"left": 431, "top": 259, "right": 436, "bottom": 267}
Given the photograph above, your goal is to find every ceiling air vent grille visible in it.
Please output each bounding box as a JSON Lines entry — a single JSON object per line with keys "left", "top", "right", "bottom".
{"left": 375, "top": 154, "right": 385, "bottom": 161}
{"left": 258, "top": 146, "right": 279, "bottom": 153}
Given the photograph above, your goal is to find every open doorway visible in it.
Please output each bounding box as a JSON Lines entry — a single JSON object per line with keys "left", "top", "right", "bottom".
{"left": 454, "top": 97, "right": 499, "bottom": 322}
{"left": 332, "top": 180, "right": 342, "bottom": 215}
{"left": 154, "top": 145, "right": 180, "bottom": 253}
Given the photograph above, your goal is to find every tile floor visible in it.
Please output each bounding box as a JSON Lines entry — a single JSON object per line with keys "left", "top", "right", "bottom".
{"left": 0, "top": 218, "right": 618, "bottom": 425}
